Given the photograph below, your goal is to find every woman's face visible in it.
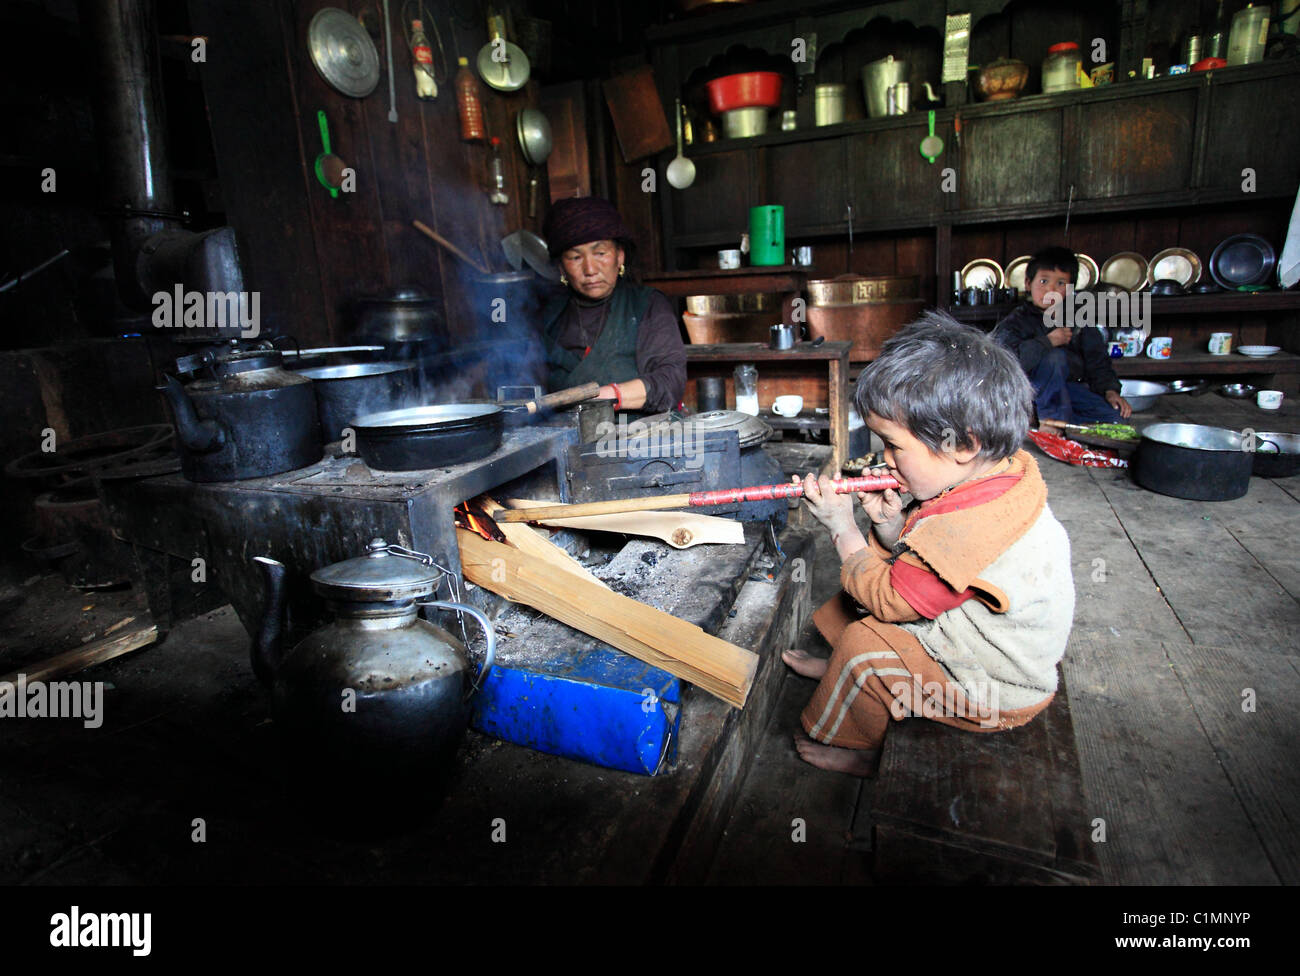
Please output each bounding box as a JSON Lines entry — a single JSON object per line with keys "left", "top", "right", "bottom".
{"left": 561, "top": 240, "right": 624, "bottom": 300}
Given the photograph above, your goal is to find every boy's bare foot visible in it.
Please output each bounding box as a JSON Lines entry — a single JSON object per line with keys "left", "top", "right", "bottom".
{"left": 793, "top": 732, "right": 878, "bottom": 776}
{"left": 782, "top": 648, "right": 828, "bottom": 679}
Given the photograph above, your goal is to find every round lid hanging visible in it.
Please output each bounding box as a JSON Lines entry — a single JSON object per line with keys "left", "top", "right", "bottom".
{"left": 308, "top": 8, "right": 381, "bottom": 98}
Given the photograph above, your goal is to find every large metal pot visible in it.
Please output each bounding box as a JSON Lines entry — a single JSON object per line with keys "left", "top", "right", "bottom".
{"left": 351, "top": 287, "right": 447, "bottom": 358}
{"left": 157, "top": 348, "right": 322, "bottom": 482}
{"left": 294, "top": 361, "right": 418, "bottom": 442}
{"left": 252, "top": 540, "right": 495, "bottom": 787}
{"left": 1132, "top": 423, "right": 1254, "bottom": 501}
{"left": 351, "top": 403, "right": 504, "bottom": 471}
{"left": 1252, "top": 432, "right": 1300, "bottom": 478}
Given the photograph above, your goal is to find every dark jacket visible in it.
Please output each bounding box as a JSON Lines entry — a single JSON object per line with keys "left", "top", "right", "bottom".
{"left": 991, "top": 302, "right": 1121, "bottom": 397}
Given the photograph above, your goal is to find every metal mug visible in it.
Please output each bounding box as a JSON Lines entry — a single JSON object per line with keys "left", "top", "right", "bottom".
{"left": 791, "top": 246, "right": 813, "bottom": 266}
{"left": 696, "top": 376, "right": 726, "bottom": 412}
{"left": 770, "top": 323, "right": 796, "bottom": 350}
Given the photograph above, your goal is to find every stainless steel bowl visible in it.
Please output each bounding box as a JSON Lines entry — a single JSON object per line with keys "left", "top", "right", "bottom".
{"left": 1120, "top": 379, "right": 1169, "bottom": 411}
{"left": 1218, "top": 383, "right": 1258, "bottom": 399}
{"left": 723, "top": 107, "right": 767, "bottom": 139}
{"left": 1165, "top": 379, "right": 1208, "bottom": 395}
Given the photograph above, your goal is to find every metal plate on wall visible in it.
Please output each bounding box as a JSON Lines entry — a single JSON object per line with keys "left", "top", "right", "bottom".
{"left": 308, "top": 8, "right": 381, "bottom": 98}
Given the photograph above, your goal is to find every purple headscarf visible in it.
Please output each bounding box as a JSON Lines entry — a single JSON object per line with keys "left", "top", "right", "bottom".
{"left": 543, "top": 197, "right": 633, "bottom": 257}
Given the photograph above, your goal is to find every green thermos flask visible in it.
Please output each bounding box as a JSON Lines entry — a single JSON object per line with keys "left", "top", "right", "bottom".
{"left": 748, "top": 205, "right": 785, "bottom": 266}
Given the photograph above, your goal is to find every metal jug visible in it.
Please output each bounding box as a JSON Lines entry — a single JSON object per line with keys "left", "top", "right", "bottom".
{"left": 252, "top": 539, "right": 495, "bottom": 779}
{"left": 862, "top": 55, "right": 908, "bottom": 118}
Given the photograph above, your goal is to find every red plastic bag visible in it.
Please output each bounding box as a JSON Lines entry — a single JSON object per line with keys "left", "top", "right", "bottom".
{"left": 1027, "top": 429, "right": 1128, "bottom": 469}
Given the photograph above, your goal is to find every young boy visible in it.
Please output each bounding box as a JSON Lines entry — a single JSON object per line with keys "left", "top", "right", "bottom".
{"left": 992, "top": 246, "right": 1131, "bottom": 423}
{"left": 784, "top": 312, "right": 1075, "bottom": 775}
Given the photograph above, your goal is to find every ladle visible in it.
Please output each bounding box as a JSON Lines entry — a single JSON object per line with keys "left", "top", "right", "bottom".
{"left": 666, "top": 99, "right": 696, "bottom": 190}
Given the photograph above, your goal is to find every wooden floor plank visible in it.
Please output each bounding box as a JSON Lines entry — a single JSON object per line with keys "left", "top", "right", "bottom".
{"left": 1061, "top": 636, "right": 1278, "bottom": 884}
{"left": 1164, "top": 641, "right": 1300, "bottom": 883}
{"left": 1031, "top": 455, "right": 1189, "bottom": 644}
{"left": 1088, "top": 473, "right": 1300, "bottom": 651}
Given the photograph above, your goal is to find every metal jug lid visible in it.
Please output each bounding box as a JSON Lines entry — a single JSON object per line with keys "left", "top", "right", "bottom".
{"left": 684, "top": 409, "right": 772, "bottom": 449}
{"left": 310, "top": 538, "right": 441, "bottom": 602}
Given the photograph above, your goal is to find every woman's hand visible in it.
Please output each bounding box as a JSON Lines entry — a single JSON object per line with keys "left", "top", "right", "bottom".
{"left": 799, "top": 473, "right": 866, "bottom": 559}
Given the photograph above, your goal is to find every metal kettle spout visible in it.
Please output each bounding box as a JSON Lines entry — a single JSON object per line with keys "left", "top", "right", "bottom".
{"left": 157, "top": 374, "right": 226, "bottom": 452}
{"left": 252, "top": 556, "right": 287, "bottom": 686}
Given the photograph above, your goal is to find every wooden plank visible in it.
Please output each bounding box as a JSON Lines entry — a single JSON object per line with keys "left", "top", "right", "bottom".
{"left": 456, "top": 529, "right": 758, "bottom": 707}
{"left": 474, "top": 496, "right": 609, "bottom": 589}
{"left": 1164, "top": 641, "right": 1300, "bottom": 883}
{"left": 870, "top": 680, "right": 1096, "bottom": 882}
{"left": 1089, "top": 470, "right": 1300, "bottom": 650}
{"left": 1062, "top": 636, "right": 1278, "bottom": 883}
{"left": 2, "top": 620, "right": 158, "bottom": 685}
{"left": 505, "top": 504, "right": 745, "bottom": 549}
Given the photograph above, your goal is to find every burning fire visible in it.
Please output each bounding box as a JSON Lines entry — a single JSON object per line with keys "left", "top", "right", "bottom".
{"left": 454, "top": 502, "right": 507, "bottom": 542}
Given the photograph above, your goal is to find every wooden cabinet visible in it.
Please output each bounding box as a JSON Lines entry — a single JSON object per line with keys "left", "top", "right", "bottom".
{"left": 1199, "top": 65, "right": 1300, "bottom": 197}
{"left": 1074, "top": 88, "right": 1197, "bottom": 202}
{"left": 846, "top": 124, "right": 946, "bottom": 226}
{"left": 959, "top": 107, "right": 1063, "bottom": 213}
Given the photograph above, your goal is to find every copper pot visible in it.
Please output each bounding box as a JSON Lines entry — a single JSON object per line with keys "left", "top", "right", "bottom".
{"left": 683, "top": 310, "right": 783, "bottom": 345}
{"left": 806, "top": 300, "right": 926, "bottom": 361}
{"left": 806, "top": 274, "right": 919, "bottom": 307}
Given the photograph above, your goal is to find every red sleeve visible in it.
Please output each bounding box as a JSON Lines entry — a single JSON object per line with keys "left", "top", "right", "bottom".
{"left": 889, "top": 558, "right": 977, "bottom": 619}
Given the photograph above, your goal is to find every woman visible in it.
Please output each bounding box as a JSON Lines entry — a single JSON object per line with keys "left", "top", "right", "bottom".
{"left": 540, "top": 197, "right": 686, "bottom": 413}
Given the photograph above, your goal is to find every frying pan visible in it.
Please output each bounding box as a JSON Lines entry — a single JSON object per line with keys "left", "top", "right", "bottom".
{"left": 515, "top": 108, "right": 553, "bottom": 219}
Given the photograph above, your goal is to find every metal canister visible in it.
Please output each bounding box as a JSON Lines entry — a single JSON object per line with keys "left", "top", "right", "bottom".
{"left": 1184, "top": 33, "right": 1202, "bottom": 65}
{"left": 814, "top": 84, "right": 846, "bottom": 126}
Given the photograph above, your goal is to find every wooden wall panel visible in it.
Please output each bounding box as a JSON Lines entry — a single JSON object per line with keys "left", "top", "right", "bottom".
{"left": 847, "top": 125, "right": 946, "bottom": 223}
{"left": 1201, "top": 75, "right": 1300, "bottom": 197}
{"left": 960, "top": 109, "right": 1063, "bottom": 210}
{"left": 671, "top": 149, "right": 751, "bottom": 237}
{"left": 1075, "top": 90, "right": 1197, "bottom": 200}
{"left": 766, "top": 140, "right": 844, "bottom": 229}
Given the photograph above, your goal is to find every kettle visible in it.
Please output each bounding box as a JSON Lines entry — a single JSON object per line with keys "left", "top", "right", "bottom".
{"left": 253, "top": 539, "right": 495, "bottom": 781}
{"left": 157, "top": 346, "right": 322, "bottom": 482}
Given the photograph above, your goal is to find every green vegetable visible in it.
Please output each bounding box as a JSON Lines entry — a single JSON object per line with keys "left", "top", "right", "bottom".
{"left": 1088, "top": 423, "right": 1139, "bottom": 441}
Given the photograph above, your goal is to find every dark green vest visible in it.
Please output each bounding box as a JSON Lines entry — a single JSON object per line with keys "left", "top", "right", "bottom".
{"left": 543, "top": 281, "right": 652, "bottom": 391}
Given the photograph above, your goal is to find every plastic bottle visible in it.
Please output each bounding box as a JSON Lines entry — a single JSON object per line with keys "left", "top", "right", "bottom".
{"left": 410, "top": 20, "right": 436, "bottom": 100}
{"left": 455, "top": 56, "right": 485, "bottom": 142}
{"left": 488, "top": 137, "right": 508, "bottom": 205}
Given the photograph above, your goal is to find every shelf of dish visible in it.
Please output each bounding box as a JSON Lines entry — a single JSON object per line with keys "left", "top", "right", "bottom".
{"left": 1112, "top": 351, "right": 1300, "bottom": 376}
{"left": 948, "top": 292, "right": 1300, "bottom": 323}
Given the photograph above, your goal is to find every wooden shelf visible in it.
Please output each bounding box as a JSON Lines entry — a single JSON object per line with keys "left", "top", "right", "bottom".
{"left": 949, "top": 292, "right": 1300, "bottom": 325}
{"left": 685, "top": 340, "right": 851, "bottom": 362}
{"left": 1114, "top": 352, "right": 1300, "bottom": 376}
{"left": 644, "top": 267, "right": 808, "bottom": 297}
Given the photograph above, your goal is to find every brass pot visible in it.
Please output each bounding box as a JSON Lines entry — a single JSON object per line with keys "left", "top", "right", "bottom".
{"left": 806, "top": 274, "right": 919, "bottom": 307}
{"left": 977, "top": 58, "right": 1029, "bottom": 101}
{"left": 685, "top": 292, "right": 780, "bottom": 315}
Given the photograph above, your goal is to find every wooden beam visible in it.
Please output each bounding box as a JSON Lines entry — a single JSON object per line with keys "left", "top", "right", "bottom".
{"left": 457, "top": 529, "right": 758, "bottom": 708}
{"left": 475, "top": 496, "right": 609, "bottom": 590}
{"left": 2, "top": 617, "right": 159, "bottom": 684}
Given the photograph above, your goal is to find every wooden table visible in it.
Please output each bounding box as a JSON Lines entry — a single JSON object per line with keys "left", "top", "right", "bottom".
{"left": 684, "top": 341, "right": 852, "bottom": 473}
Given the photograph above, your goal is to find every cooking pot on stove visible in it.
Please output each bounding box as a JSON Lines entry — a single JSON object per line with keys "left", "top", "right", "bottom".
{"left": 252, "top": 539, "right": 495, "bottom": 786}
{"left": 351, "top": 287, "right": 448, "bottom": 358}
{"left": 158, "top": 347, "right": 323, "bottom": 482}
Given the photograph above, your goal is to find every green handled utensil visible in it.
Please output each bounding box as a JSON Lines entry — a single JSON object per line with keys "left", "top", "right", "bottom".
{"left": 314, "top": 109, "right": 342, "bottom": 198}
{"left": 920, "top": 109, "right": 944, "bottom": 163}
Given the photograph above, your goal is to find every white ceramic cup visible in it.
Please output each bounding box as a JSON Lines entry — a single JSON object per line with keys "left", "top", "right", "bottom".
{"left": 718, "top": 249, "right": 741, "bottom": 269}
{"left": 772, "top": 395, "right": 804, "bottom": 417}
{"left": 1208, "top": 332, "right": 1233, "bottom": 355}
{"left": 1146, "top": 336, "right": 1173, "bottom": 359}
{"left": 1257, "top": 390, "right": 1284, "bottom": 410}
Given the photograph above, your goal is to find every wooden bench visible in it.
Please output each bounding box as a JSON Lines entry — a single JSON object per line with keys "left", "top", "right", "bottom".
{"left": 863, "top": 673, "right": 1101, "bottom": 885}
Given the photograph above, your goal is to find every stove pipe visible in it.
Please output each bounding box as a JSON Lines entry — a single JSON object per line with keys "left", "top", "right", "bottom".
{"left": 77, "top": 0, "right": 245, "bottom": 325}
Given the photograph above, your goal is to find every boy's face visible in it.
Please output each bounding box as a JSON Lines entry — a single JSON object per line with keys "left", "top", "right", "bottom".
{"left": 1028, "top": 266, "right": 1073, "bottom": 310}
{"left": 868, "top": 412, "right": 980, "bottom": 502}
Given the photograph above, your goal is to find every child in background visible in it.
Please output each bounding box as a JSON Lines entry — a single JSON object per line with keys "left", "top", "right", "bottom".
{"left": 785, "top": 312, "right": 1075, "bottom": 775}
{"left": 992, "top": 246, "right": 1131, "bottom": 424}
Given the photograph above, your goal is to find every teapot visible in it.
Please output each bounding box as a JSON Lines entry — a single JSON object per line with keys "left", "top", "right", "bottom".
{"left": 252, "top": 539, "right": 495, "bottom": 780}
